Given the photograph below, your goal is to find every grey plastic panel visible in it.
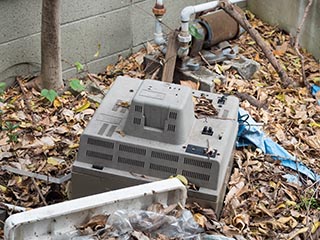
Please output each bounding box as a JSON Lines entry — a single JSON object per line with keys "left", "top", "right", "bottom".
{"left": 72, "top": 76, "right": 239, "bottom": 213}
{"left": 71, "top": 158, "right": 233, "bottom": 216}
{"left": 124, "top": 79, "right": 195, "bottom": 144}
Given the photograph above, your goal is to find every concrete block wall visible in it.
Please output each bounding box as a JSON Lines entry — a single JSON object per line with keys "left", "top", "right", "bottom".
{"left": 248, "top": 0, "right": 320, "bottom": 60}
{"left": 0, "top": 0, "right": 218, "bottom": 86}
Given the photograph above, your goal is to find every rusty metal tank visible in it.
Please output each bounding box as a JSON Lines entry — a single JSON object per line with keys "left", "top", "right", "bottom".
{"left": 197, "top": 9, "right": 240, "bottom": 48}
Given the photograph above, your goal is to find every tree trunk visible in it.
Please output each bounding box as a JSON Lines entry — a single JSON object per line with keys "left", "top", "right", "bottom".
{"left": 40, "top": 0, "right": 63, "bottom": 90}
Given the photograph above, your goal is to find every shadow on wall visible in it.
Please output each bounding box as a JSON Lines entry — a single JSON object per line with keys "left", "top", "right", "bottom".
{"left": 0, "top": 62, "right": 41, "bottom": 87}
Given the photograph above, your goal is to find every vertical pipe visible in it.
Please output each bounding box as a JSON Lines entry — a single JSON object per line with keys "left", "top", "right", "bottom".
{"left": 156, "top": 0, "right": 164, "bottom": 6}
{"left": 153, "top": 0, "right": 166, "bottom": 46}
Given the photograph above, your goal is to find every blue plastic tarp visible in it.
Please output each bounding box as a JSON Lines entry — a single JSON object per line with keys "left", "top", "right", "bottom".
{"left": 311, "top": 84, "right": 320, "bottom": 105}
{"left": 237, "top": 108, "right": 320, "bottom": 182}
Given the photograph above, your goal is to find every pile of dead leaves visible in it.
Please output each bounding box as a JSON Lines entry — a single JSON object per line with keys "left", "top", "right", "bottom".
{"left": 225, "top": 11, "right": 320, "bottom": 176}
{"left": 0, "top": 10, "right": 319, "bottom": 240}
{"left": 220, "top": 149, "right": 320, "bottom": 239}
{"left": 0, "top": 83, "right": 99, "bottom": 209}
{"left": 195, "top": 11, "right": 320, "bottom": 239}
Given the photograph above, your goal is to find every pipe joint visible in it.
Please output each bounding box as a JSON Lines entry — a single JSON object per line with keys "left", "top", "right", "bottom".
{"left": 178, "top": 32, "right": 192, "bottom": 44}
{"left": 177, "top": 46, "right": 189, "bottom": 58}
{"left": 181, "top": 6, "right": 195, "bottom": 22}
{"left": 153, "top": 5, "right": 166, "bottom": 17}
{"left": 154, "top": 32, "right": 166, "bottom": 45}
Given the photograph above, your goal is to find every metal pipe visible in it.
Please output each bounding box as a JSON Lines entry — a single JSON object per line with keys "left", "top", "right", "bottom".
{"left": 153, "top": 0, "right": 245, "bottom": 55}
{"left": 153, "top": 0, "right": 166, "bottom": 46}
{"left": 177, "top": 0, "right": 245, "bottom": 57}
{"left": 154, "top": 19, "right": 166, "bottom": 45}
{"left": 156, "top": 0, "right": 163, "bottom": 5}
{"left": 180, "top": 0, "right": 245, "bottom": 32}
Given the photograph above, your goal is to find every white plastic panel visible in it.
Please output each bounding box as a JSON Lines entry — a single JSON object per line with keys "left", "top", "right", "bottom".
{"left": 4, "top": 178, "right": 187, "bottom": 240}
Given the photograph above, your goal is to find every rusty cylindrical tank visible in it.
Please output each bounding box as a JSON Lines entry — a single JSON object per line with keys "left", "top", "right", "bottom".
{"left": 198, "top": 9, "right": 239, "bottom": 48}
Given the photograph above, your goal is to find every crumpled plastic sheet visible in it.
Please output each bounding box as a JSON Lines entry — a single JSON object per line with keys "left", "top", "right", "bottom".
{"left": 283, "top": 174, "right": 302, "bottom": 186}
{"left": 62, "top": 209, "right": 203, "bottom": 240}
{"left": 106, "top": 209, "right": 203, "bottom": 239}
{"left": 311, "top": 84, "right": 320, "bottom": 105}
{"left": 237, "top": 108, "right": 320, "bottom": 182}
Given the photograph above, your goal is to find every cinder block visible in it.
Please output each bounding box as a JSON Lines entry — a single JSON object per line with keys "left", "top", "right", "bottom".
{"left": 61, "top": 7, "right": 132, "bottom": 69}
{"left": 0, "top": 0, "right": 131, "bottom": 44}
{"left": 62, "top": 49, "right": 131, "bottom": 79}
{"left": 61, "top": 0, "right": 130, "bottom": 24}
{"left": 0, "top": 0, "right": 41, "bottom": 44}
{"left": 0, "top": 6, "right": 132, "bottom": 83}
{"left": 0, "top": 34, "right": 41, "bottom": 84}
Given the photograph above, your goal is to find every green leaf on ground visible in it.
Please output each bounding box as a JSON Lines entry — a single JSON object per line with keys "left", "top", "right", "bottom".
{"left": 0, "top": 82, "right": 6, "bottom": 94}
{"left": 41, "top": 89, "right": 58, "bottom": 103}
{"left": 74, "top": 61, "right": 84, "bottom": 72}
{"left": 70, "top": 79, "right": 85, "bottom": 92}
{"left": 3, "top": 122, "right": 19, "bottom": 131}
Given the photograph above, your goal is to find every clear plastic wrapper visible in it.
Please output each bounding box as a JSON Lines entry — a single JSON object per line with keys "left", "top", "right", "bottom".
{"left": 106, "top": 209, "right": 204, "bottom": 239}
{"left": 63, "top": 209, "right": 203, "bottom": 239}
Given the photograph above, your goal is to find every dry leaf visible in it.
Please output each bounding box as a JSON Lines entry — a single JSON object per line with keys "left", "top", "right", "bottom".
{"left": 288, "top": 227, "right": 309, "bottom": 240}
{"left": 75, "top": 100, "right": 91, "bottom": 113}
{"left": 61, "top": 109, "right": 74, "bottom": 122}
{"left": 193, "top": 213, "right": 207, "bottom": 228}
{"left": 233, "top": 213, "right": 249, "bottom": 231}
{"left": 116, "top": 130, "right": 126, "bottom": 137}
{"left": 180, "top": 80, "right": 199, "bottom": 90}
{"left": 312, "top": 221, "right": 320, "bottom": 234}
{"left": 224, "top": 180, "right": 245, "bottom": 205}
{"left": 53, "top": 98, "right": 62, "bottom": 108}
{"left": 277, "top": 216, "right": 298, "bottom": 229}
{"left": 78, "top": 214, "right": 107, "bottom": 231}
{"left": 273, "top": 42, "right": 288, "bottom": 56}
{"left": 146, "top": 42, "right": 155, "bottom": 54}
{"left": 117, "top": 101, "right": 130, "bottom": 108}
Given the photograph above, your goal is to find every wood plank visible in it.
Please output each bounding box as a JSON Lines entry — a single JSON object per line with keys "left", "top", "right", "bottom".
{"left": 161, "top": 30, "right": 179, "bottom": 83}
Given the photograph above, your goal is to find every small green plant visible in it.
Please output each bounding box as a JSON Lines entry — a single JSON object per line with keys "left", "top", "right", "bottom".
{"left": 69, "top": 79, "right": 85, "bottom": 92}
{"left": 298, "top": 196, "right": 320, "bottom": 210}
{"left": 74, "top": 61, "right": 84, "bottom": 72}
{"left": 41, "top": 89, "right": 58, "bottom": 104}
{"left": 3, "top": 121, "right": 19, "bottom": 143}
{"left": 297, "top": 189, "right": 320, "bottom": 211}
{"left": 0, "top": 82, "right": 6, "bottom": 94}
